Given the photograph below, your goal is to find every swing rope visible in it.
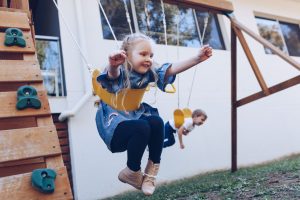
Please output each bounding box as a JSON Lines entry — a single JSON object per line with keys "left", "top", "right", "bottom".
{"left": 95, "top": 0, "right": 120, "bottom": 48}
{"left": 160, "top": 0, "right": 177, "bottom": 94}
{"left": 176, "top": 13, "right": 181, "bottom": 109}
{"left": 186, "top": 11, "right": 209, "bottom": 108}
{"left": 51, "top": 0, "right": 93, "bottom": 73}
{"left": 160, "top": 0, "right": 168, "bottom": 47}
{"left": 122, "top": 0, "right": 133, "bottom": 34}
{"left": 144, "top": 0, "right": 151, "bottom": 31}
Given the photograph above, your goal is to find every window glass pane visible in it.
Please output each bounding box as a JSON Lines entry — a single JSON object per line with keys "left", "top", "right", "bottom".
{"left": 279, "top": 21, "right": 300, "bottom": 57}
{"left": 100, "top": 0, "right": 135, "bottom": 40}
{"left": 134, "top": 0, "right": 200, "bottom": 47}
{"left": 36, "top": 38, "right": 64, "bottom": 96}
{"left": 195, "top": 11, "right": 225, "bottom": 50}
{"left": 134, "top": 0, "right": 160, "bottom": 42}
{"left": 255, "top": 17, "right": 288, "bottom": 54}
{"left": 177, "top": 6, "right": 201, "bottom": 47}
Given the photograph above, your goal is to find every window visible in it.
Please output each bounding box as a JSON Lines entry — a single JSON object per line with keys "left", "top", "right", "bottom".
{"left": 100, "top": 0, "right": 135, "bottom": 40}
{"left": 195, "top": 11, "right": 225, "bottom": 50}
{"left": 100, "top": 0, "right": 225, "bottom": 49}
{"left": 36, "top": 36, "right": 65, "bottom": 97}
{"left": 279, "top": 22, "right": 300, "bottom": 56}
{"left": 134, "top": 0, "right": 201, "bottom": 47}
{"left": 255, "top": 16, "right": 300, "bottom": 57}
{"left": 30, "top": 0, "right": 66, "bottom": 97}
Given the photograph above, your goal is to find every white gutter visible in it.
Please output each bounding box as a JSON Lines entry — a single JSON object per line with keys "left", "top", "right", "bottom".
{"left": 58, "top": 0, "right": 93, "bottom": 122}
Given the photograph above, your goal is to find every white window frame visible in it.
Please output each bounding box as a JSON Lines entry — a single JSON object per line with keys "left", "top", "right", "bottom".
{"left": 35, "top": 35, "right": 65, "bottom": 97}
{"left": 254, "top": 11, "right": 300, "bottom": 57}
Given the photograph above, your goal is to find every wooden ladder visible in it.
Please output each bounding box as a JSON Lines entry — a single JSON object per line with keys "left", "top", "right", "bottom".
{"left": 0, "top": 8, "right": 73, "bottom": 200}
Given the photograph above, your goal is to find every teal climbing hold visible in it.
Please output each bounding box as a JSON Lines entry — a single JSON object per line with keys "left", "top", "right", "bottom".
{"left": 16, "top": 85, "right": 41, "bottom": 110}
{"left": 4, "top": 28, "right": 26, "bottom": 47}
{"left": 31, "top": 168, "right": 57, "bottom": 194}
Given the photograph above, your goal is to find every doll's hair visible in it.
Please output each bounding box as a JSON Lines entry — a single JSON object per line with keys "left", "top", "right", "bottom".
{"left": 192, "top": 109, "right": 207, "bottom": 120}
{"left": 120, "top": 33, "right": 158, "bottom": 89}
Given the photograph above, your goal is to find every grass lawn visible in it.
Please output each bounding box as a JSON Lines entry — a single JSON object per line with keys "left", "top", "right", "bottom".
{"left": 103, "top": 154, "right": 300, "bottom": 200}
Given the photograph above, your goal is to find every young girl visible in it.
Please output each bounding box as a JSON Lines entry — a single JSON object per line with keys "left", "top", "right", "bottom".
{"left": 95, "top": 33, "right": 212, "bottom": 196}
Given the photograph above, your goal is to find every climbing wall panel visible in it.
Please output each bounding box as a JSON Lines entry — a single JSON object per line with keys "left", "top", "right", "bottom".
{"left": 0, "top": 6, "right": 73, "bottom": 200}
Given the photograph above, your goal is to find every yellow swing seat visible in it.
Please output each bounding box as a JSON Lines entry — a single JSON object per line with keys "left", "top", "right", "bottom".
{"left": 173, "top": 108, "right": 192, "bottom": 128}
{"left": 173, "top": 109, "right": 184, "bottom": 129}
{"left": 92, "top": 69, "right": 177, "bottom": 111}
{"left": 92, "top": 69, "right": 146, "bottom": 111}
{"left": 182, "top": 108, "right": 192, "bottom": 118}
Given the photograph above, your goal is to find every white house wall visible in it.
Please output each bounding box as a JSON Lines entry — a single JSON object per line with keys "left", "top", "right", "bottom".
{"left": 54, "top": 0, "right": 300, "bottom": 199}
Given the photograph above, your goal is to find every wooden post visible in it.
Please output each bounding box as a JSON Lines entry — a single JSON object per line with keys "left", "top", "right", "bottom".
{"left": 231, "top": 24, "right": 237, "bottom": 172}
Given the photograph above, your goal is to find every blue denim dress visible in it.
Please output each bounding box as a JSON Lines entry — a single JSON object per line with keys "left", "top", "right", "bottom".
{"left": 95, "top": 63, "right": 176, "bottom": 150}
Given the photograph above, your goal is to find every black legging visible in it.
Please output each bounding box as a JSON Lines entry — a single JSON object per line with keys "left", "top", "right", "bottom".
{"left": 110, "top": 115, "right": 164, "bottom": 171}
{"left": 163, "top": 122, "right": 176, "bottom": 148}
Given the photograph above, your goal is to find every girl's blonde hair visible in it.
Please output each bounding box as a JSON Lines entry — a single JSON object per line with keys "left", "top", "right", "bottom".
{"left": 120, "top": 33, "right": 158, "bottom": 89}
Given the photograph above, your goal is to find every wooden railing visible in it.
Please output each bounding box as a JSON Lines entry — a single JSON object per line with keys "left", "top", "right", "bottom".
{"left": 227, "top": 13, "right": 300, "bottom": 107}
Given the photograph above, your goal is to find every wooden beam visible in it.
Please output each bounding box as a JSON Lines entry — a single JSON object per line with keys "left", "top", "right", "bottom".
{"left": 0, "top": 116, "right": 37, "bottom": 131}
{"left": 0, "top": 11, "right": 30, "bottom": 30}
{"left": 0, "top": 126, "right": 61, "bottom": 163}
{"left": 227, "top": 15, "right": 300, "bottom": 71}
{"left": 0, "top": 157, "right": 46, "bottom": 177}
{"left": 164, "top": 0, "right": 234, "bottom": 13}
{"left": 0, "top": 7, "right": 31, "bottom": 18}
{"left": 0, "top": 82, "right": 45, "bottom": 92}
{"left": 10, "top": 0, "right": 29, "bottom": 11}
{"left": 0, "top": 162, "right": 46, "bottom": 178}
{"left": 0, "top": 60, "right": 42, "bottom": 83}
{"left": 231, "top": 24, "right": 237, "bottom": 172}
{"left": 237, "top": 75, "right": 300, "bottom": 107}
{"left": 232, "top": 25, "right": 270, "bottom": 95}
{"left": 0, "top": 90, "right": 50, "bottom": 119}
{"left": 0, "top": 157, "right": 45, "bottom": 168}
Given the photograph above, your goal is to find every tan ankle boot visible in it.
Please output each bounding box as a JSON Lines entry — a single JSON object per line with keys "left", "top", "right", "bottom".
{"left": 118, "top": 167, "right": 143, "bottom": 190}
{"left": 142, "top": 160, "right": 160, "bottom": 195}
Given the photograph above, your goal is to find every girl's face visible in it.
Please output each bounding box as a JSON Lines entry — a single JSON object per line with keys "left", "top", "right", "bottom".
{"left": 193, "top": 115, "right": 206, "bottom": 126}
{"left": 128, "top": 39, "right": 154, "bottom": 74}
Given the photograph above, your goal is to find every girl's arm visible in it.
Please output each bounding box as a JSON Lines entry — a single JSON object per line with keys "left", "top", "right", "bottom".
{"left": 178, "top": 126, "right": 185, "bottom": 149}
{"left": 107, "top": 50, "right": 127, "bottom": 79}
{"left": 165, "top": 45, "right": 212, "bottom": 78}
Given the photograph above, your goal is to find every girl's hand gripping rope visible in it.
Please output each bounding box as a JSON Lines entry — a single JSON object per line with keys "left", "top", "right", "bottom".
{"left": 198, "top": 45, "right": 213, "bottom": 63}
{"left": 108, "top": 50, "right": 127, "bottom": 79}
{"left": 109, "top": 50, "right": 127, "bottom": 68}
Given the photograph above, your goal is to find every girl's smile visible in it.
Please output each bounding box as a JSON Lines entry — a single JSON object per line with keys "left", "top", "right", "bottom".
{"left": 128, "top": 40, "right": 154, "bottom": 74}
